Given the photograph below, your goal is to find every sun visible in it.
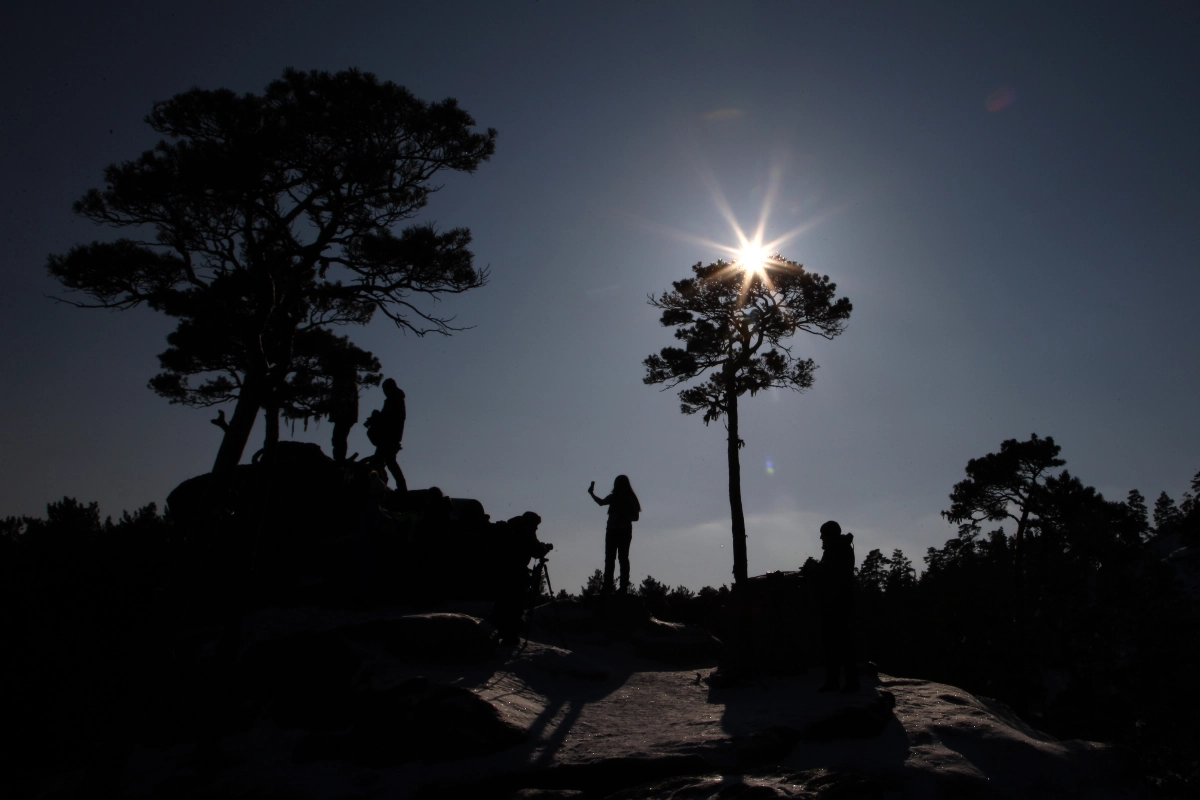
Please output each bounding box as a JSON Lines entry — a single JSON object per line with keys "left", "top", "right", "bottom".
{"left": 734, "top": 240, "right": 771, "bottom": 277}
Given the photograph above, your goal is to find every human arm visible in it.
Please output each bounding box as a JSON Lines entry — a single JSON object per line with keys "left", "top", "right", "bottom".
{"left": 588, "top": 481, "right": 610, "bottom": 506}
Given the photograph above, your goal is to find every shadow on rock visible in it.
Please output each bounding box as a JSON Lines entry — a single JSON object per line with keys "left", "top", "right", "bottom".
{"left": 293, "top": 678, "right": 525, "bottom": 767}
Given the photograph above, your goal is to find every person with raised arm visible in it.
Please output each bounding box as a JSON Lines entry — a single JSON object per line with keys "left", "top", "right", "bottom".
{"left": 588, "top": 475, "right": 641, "bottom": 594}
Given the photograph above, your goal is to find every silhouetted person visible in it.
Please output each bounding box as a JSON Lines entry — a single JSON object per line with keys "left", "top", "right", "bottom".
{"left": 365, "top": 378, "right": 407, "bottom": 492}
{"left": 817, "top": 520, "right": 859, "bottom": 692}
{"left": 490, "top": 511, "right": 551, "bottom": 645}
{"left": 588, "top": 475, "right": 641, "bottom": 593}
{"left": 329, "top": 354, "right": 359, "bottom": 462}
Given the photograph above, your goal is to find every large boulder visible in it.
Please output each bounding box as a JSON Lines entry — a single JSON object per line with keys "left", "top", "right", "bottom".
{"left": 345, "top": 613, "right": 499, "bottom": 664}
{"left": 726, "top": 571, "right": 822, "bottom": 675}
{"left": 630, "top": 618, "right": 722, "bottom": 665}
{"left": 165, "top": 443, "right": 539, "bottom": 609}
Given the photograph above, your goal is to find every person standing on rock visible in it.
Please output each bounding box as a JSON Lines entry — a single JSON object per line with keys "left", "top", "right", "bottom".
{"left": 328, "top": 350, "right": 360, "bottom": 462}
{"left": 588, "top": 475, "right": 641, "bottom": 594}
{"left": 817, "top": 520, "right": 860, "bottom": 692}
{"left": 364, "top": 378, "right": 407, "bottom": 492}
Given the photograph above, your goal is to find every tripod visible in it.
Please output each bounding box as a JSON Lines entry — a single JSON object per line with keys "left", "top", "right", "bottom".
{"left": 528, "top": 555, "right": 554, "bottom": 608}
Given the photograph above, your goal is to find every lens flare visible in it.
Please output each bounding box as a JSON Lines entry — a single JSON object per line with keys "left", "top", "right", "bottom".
{"left": 765, "top": 458, "right": 775, "bottom": 476}
{"left": 986, "top": 87, "right": 1017, "bottom": 112}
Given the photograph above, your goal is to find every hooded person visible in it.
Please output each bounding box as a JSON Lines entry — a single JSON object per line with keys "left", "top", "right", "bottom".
{"left": 817, "top": 520, "right": 859, "bottom": 692}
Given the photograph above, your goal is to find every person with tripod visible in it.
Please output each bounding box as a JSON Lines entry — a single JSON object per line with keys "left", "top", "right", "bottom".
{"left": 490, "top": 511, "right": 552, "bottom": 646}
{"left": 588, "top": 475, "right": 641, "bottom": 594}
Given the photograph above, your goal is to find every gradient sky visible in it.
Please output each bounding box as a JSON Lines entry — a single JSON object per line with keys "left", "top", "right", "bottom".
{"left": 3, "top": 1, "right": 1198, "bottom": 595}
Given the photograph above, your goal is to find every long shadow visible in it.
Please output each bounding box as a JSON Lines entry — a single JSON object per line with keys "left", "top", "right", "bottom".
{"left": 710, "top": 669, "right": 911, "bottom": 774}
{"left": 500, "top": 638, "right": 640, "bottom": 768}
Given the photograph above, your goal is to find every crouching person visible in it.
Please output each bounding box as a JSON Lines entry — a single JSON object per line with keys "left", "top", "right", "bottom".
{"left": 490, "top": 511, "right": 552, "bottom": 646}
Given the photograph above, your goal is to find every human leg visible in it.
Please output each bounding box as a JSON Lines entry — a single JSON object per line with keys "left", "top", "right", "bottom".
{"left": 617, "top": 530, "right": 632, "bottom": 592}
{"left": 378, "top": 444, "right": 407, "bottom": 492}
{"left": 332, "top": 419, "right": 350, "bottom": 461}
{"left": 819, "top": 617, "right": 843, "bottom": 691}
{"left": 840, "top": 617, "right": 859, "bottom": 690}
{"left": 603, "top": 530, "right": 617, "bottom": 592}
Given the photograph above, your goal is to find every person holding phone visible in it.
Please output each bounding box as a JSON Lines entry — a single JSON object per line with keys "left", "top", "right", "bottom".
{"left": 588, "top": 475, "right": 641, "bottom": 594}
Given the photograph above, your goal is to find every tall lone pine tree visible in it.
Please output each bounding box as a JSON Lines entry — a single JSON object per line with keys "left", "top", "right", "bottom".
{"left": 48, "top": 68, "right": 496, "bottom": 476}
{"left": 644, "top": 255, "right": 852, "bottom": 585}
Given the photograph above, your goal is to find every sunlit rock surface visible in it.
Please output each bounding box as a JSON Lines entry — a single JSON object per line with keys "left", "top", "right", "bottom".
{"left": 110, "top": 604, "right": 1141, "bottom": 799}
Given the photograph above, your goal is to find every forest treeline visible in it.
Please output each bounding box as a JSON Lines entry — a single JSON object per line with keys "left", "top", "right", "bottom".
{"left": 2, "top": 447, "right": 1198, "bottom": 794}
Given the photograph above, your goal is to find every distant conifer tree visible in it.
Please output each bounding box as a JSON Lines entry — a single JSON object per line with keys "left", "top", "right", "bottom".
{"left": 885, "top": 549, "right": 917, "bottom": 594}
{"left": 581, "top": 569, "right": 606, "bottom": 598}
{"left": 1153, "top": 491, "right": 1181, "bottom": 533}
{"left": 942, "top": 433, "right": 1065, "bottom": 627}
{"left": 856, "top": 548, "right": 890, "bottom": 596}
{"left": 1125, "top": 489, "right": 1151, "bottom": 542}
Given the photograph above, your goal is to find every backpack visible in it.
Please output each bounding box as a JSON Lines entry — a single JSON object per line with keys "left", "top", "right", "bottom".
{"left": 363, "top": 410, "right": 383, "bottom": 446}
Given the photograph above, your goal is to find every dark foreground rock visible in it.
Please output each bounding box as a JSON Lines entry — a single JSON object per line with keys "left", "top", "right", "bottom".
{"left": 164, "top": 441, "right": 538, "bottom": 610}
{"left": 603, "top": 768, "right": 891, "bottom": 800}
{"left": 100, "top": 600, "right": 1142, "bottom": 800}
{"left": 293, "top": 681, "right": 525, "bottom": 766}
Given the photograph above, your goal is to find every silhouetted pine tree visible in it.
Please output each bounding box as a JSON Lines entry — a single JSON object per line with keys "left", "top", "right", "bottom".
{"left": 942, "top": 433, "right": 1065, "bottom": 633}
{"left": 644, "top": 256, "right": 851, "bottom": 585}
{"left": 1152, "top": 491, "right": 1181, "bottom": 533}
{"left": 48, "top": 68, "right": 496, "bottom": 476}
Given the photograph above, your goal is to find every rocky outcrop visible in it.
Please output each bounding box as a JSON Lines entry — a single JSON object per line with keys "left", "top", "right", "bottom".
{"left": 532, "top": 595, "right": 722, "bottom": 666}
{"left": 164, "top": 442, "right": 539, "bottom": 610}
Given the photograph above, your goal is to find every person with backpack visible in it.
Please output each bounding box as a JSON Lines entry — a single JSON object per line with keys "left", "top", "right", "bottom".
{"left": 364, "top": 378, "right": 407, "bottom": 492}
{"left": 588, "top": 475, "right": 641, "bottom": 594}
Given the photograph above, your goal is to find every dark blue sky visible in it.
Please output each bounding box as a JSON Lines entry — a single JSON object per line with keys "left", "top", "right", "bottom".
{"left": 3, "top": 1, "right": 1198, "bottom": 593}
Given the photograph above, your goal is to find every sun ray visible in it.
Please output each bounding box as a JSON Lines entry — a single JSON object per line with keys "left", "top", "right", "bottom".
{"left": 624, "top": 151, "right": 845, "bottom": 299}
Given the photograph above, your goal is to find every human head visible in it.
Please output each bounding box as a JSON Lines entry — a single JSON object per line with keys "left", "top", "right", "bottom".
{"left": 382, "top": 378, "right": 403, "bottom": 398}
{"left": 613, "top": 475, "right": 632, "bottom": 494}
{"left": 819, "top": 520, "right": 842, "bottom": 547}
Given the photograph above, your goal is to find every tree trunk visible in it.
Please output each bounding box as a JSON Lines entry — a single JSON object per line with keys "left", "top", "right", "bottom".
{"left": 1013, "top": 506, "right": 1029, "bottom": 628}
{"left": 212, "top": 378, "right": 263, "bottom": 477}
{"left": 727, "top": 372, "right": 748, "bottom": 586}
{"left": 263, "top": 405, "right": 280, "bottom": 449}
{"left": 260, "top": 306, "right": 297, "bottom": 453}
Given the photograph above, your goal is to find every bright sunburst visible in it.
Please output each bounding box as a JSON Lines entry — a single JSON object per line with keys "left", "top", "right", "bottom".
{"left": 682, "top": 161, "right": 823, "bottom": 297}
{"left": 734, "top": 239, "right": 771, "bottom": 277}
{"left": 632, "top": 156, "right": 836, "bottom": 301}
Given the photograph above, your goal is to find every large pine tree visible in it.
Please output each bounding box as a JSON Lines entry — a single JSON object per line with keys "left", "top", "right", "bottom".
{"left": 49, "top": 68, "right": 496, "bottom": 476}
{"left": 644, "top": 255, "right": 852, "bottom": 585}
